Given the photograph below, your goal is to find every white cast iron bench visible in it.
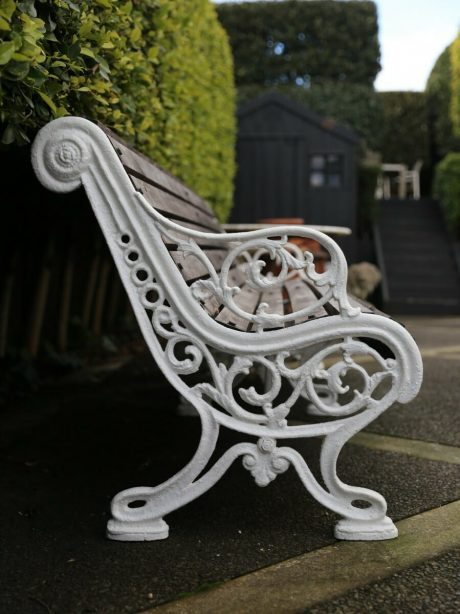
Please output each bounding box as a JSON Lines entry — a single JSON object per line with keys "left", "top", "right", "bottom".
{"left": 32, "top": 117, "right": 423, "bottom": 542}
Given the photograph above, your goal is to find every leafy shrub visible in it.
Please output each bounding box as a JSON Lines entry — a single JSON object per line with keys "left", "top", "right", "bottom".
{"left": 217, "top": 0, "right": 380, "bottom": 88}
{"left": 0, "top": 0, "right": 236, "bottom": 220}
{"left": 434, "top": 152, "right": 460, "bottom": 237}
{"left": 426, "top": 43, "right": 460, "bottom": 160}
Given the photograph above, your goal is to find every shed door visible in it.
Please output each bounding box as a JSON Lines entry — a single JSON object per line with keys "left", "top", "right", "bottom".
{"left": 233, "top": 136, "right": 301, "bottom": 222}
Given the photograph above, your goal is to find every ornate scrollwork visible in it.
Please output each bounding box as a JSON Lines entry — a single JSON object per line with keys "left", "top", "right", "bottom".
{"left": 43, "top": 130, "right": 91, "bottom": 184}
{"left": 187, "top": 234, "right": 359, "bottom": 329}
{"left": 242, "top": 438, "right": 290, "bottom": 486}
{"left": 277, "top": 339, "right": 397, "bottom": 417}
{"left": 117, "top": 229, "right": 397, "bottom": 429}
{"left": 135, "top": 192, "right": 360, "bottom": 331}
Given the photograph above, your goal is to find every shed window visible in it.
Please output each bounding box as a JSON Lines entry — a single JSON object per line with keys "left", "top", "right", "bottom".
{"left": 309, "top": 154, "right": 344, "bottom": 188}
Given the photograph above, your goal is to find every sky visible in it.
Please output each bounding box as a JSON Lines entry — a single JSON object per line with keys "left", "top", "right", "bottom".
{"left": 213, "top": 0, "right": 460, "bottom": 91}
{"left": 375, "top": 0, "right": 459, "bottom": 90}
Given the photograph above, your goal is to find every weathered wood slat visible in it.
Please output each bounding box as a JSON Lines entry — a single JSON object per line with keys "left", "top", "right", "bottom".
{"left": 327, "top": 294, "right": 381, "bottom": 316}
{"left": 130, "top": 177, "right": 222, "bottom": 233}
{"left": 225, "top": 267, "right": 247, "bottom": 288}
{"left": 100, "top": 124, "right": 381, "bottom": 330}
{"left": 102, "top": 126, "right": 217, "bottom": 220}
{"left": 216, "top": 284, "right": 260, "bottom": 331}
{"left": 169, "top": 249, "right": 228, "bottom": 281}
{"left": 258, "top": 285, "right": 286, "bottom": 329}
{"left": 163, "top": 240, "right": 231, "bottom": 255}
{"left": 284, "top": 279, "right": 329, "bottom": 321}
{"left": 347, "top": 295, "right": 382, "bottom": 315}
{"left": 200, "top": 268, "right": 249, "bottom": 320}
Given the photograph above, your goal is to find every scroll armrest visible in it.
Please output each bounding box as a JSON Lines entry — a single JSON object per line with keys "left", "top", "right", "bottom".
{"left": 221, "top": 223, "right": 352, "bottom": 237}
{"left": 135, "top": 192, "right": 360, "bottom": 329}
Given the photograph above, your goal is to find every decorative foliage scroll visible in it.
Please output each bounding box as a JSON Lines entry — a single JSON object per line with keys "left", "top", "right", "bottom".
{"left": 117, "top": 222, "right": 397, "bottom": 434}
{"left": 155, "top": 215, "right": 360, "bottom": 332}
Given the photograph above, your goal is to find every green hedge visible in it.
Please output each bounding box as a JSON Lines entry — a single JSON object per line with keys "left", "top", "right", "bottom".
{"left": 452, "top": 32, "right": 460, "bottom": 137}
{"left": 434, "top": 152, "right": 460, "bottom": 237}
{"left": 378, "top": 91, "right": 429, "bottom": 166}
{"left": 217, "top": 0, "right": 380, "bottom": 88}
{"left": 0, "top": 0, "right": 236, "bottom": 220}
{"left": 426, "top": 43, "right": 460, "bottom": 160}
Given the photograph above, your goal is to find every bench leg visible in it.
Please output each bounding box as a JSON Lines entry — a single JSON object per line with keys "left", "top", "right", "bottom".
{"left": 107, "top": 405, "right": 220, "bottom": 541}
{"left": 107, "top": 341, "right": 402, "bottom": 542}
{"left": 107, "top": 405, "right": 289, "bottom": 541}
{"left": 106, "top": 432, "right": 291, "bottom": 541}
{"left": 262, "top": 433, "right": 397, "bottom": 541}
{"left": 320, "top": 427, "right": 397, "bottom": 540}
{"left": 107, "top": 425, "right": 397, "bottom": 542}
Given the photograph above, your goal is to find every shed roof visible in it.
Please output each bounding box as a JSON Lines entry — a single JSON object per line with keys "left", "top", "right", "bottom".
{"left": 238, "top": 92, "right": 360, "bottom": 145}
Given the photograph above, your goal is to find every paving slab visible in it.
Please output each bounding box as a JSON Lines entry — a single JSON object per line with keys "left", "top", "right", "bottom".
{"left": 148, "top": 501, "right": 460, "bottom": 614}
{"left": 307, "top": 548, "right": 460, "bottom": 614}
{"left": 1, "top": 369, "right": 459, "bottom": 614}
{"left": 350, "top": 432, "right": 460, "bottom": 464}
{"left": 400, "top": 317, "right": 460, "bottom": 352}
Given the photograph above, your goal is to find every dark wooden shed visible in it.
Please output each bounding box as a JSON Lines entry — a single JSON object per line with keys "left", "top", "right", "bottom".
{"left": 231, "top": 93, "right": 359, "bottom": 261}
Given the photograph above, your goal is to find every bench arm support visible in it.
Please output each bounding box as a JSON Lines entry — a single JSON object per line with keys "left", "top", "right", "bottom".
{"left": 135, "top": 192, "right": 360, "bottom": 329}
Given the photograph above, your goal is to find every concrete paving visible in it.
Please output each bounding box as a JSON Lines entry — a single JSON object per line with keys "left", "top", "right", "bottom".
{"left": 147, "top": 501, "right": 460, "bottom": 614}
{"left": 350, "top": 432, "right": 460, "bottom": 464}
{"left": 308, "top": 548, "right": 460, "bottom": 614}
{"left": 0, "top": 316, "right": 459, "bottom": 613}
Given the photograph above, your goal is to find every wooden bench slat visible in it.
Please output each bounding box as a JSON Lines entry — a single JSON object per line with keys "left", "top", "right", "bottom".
{"left": 163, "top": 240, "right": 231, "bottom": 253}
{"left": 348, "top": 295, "right": 386, "bottom": 315}
{"left": 327, "top": 294, "right": 384, "bottom": 316}
{"left": 200, "top": 269, "right": 249, "bottom": 319}
{"left": 171, "top": 262, "right": 247, "bottom": 321}
{"left": 103, "top": 124, "right": 383, "bottom": 326}
{"left": 216, "top": 284, "right": 261, "bottom": 331}
{"left": 226, "top": 268, "right": 247, "bottom": 288}
{"left": 169, "top": 249, "right": 228, "bottom": 281}
{"left": 130, "top": 177, "right": 222, "bottom": 233}
{"left": 258, "top": 286, "right": 286, "bottom": 329}
{"left": 217, "top": 267, "right": 247, "bottom": 292}
{"left": 284, "top": 278, "right": 329, "bottom": 321}
{"left": 102, "top": 127, "right": 217, "bottom": 220}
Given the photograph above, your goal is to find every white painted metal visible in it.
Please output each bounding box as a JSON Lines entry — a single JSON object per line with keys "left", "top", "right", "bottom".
{"left": 222, "top": 223, "right": 352, "bottom": 236}
{"left": 32, "top": 117, "right": 423, "bottom": 542}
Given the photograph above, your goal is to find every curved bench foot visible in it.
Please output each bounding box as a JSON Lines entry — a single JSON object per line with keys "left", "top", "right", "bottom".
{"left": 334, "top": 516, "right": 398, "bottom": 541}
{"left": 107, "top": 518, "right": 169, "bottom": 541}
